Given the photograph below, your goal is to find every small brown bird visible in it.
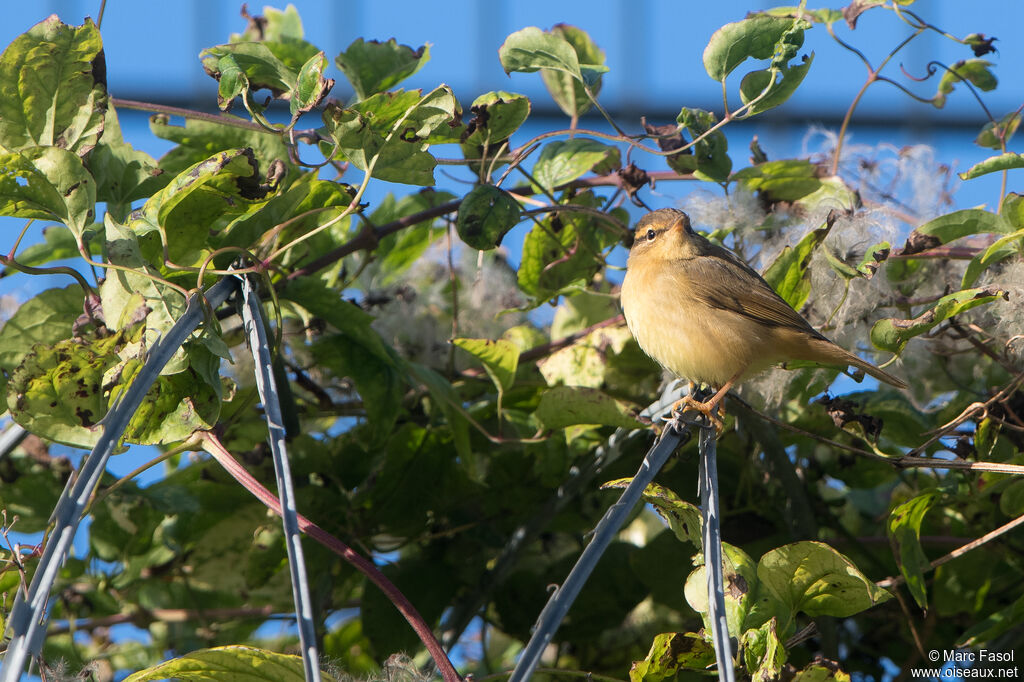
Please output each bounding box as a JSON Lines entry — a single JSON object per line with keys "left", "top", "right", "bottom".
{"left": 620, "top": 208, "right": 905, "bottom": 426}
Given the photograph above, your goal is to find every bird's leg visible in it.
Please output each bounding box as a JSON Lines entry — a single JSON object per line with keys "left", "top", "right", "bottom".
{"left": 670, "top": 374, "right": 740, "bottom": 433}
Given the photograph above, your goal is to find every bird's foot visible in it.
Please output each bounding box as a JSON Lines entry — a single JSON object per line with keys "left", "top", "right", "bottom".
{"left": 669, "top": 393, "right": 725, "bottom": 434}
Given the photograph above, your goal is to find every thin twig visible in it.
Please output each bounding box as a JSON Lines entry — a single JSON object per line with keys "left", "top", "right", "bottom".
{"left": 877, "top": 513, "right": 1024, "bottom": 589}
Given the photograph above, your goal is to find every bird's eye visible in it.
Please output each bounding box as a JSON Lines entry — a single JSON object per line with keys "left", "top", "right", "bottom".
{"left": 645, "top": 228, "right": 656, "bottom": 241}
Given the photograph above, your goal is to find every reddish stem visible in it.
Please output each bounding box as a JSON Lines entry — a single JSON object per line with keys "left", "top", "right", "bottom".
{"left": 200, "top": 433, "right": 461, "bottom": 682}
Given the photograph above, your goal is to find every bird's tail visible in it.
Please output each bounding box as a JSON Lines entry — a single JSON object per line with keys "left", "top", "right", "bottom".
{"left": 808, "top": 339, "right": 907, "bottom": 389}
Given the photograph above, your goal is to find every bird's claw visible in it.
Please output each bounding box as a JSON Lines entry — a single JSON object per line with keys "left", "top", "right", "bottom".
{"left": 669, "top": 394, "right": 725, "bottom": 435}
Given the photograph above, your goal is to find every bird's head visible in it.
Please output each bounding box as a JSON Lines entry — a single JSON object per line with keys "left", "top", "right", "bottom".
{"left": 628, "top": 208, "right": 701, "bottom": 265}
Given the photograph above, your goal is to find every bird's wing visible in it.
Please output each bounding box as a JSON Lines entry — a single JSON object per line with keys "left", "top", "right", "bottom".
{"left": 680, "top": 245, "right": 823, "bottom": 335}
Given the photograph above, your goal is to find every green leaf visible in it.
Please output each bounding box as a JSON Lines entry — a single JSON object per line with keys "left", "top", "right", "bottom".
{"left": 534, "top": 385, "right": 644, "bottom": 430}
{"left": 131, "top": 148, "right": 260, "bottom": 265}
{"left": 763, "top": 7, "right": 844, "bottom": 25}
{"left": 792, "top": 663, "right": 852, "bottom": 682}
{"left": 676, "top": 107, "right": 731, "bottom": 182}
{"left": 99, "top": 215, "right": 190, "bottom": 373}
{"left": 822, "top": 241, "right": 891, "bottom": 280}
{"left": 794, "top": 175, "right": 858, "bottom": 213}
{"left": 538, "top": 325, "right": 635, "bottom": 389}
{"left": 958, "top": 152, "right": 1024, "bottom": 180}
{"left": 370, "top": 189, "right": 454, "bottom": 283}
{"left": 150, "top": 113, "right": 291, "bottom": 178}
{"left": 757, "top": 541, "right": 891, "bottom": 618}
{"left": 975, "top": 112, "right": 1020, "bottom": 150}
{"left": 7, "top": 331, "right": 120, "bottom": 447}
{"left": 1002, "top": 192, "right": 1024, "bottom": 230}
{"left": 703, "top": 14, "right": 808, "bottom": 81}
{"left": 887, "top": 492, "right": 939, "bottom": 608}
{"left": 0, "top": 286, "right": 84, "bottom": 373}
{"left": 456, "top": 184, "right": 521, "bottom": 250}
{"left": 540, "top": 25, "right": 605, "bottom": 117}
{"left": 958, "top": 593, "right": 1024, "bottom": 649}
{"left": 998, "top": 479, "right": 1024, "bottom": 517}
{"left": 934, "top": 59, "right": 997, "bottom": 108}
{"left": 732, "top": 159, "right": 821, "bottom": 201}
{"left": 629, "top": 633, "right": 716, "bottom": 681}
{"left": 405, "top": 362, "right": 472, "bottom": 466}
{"left": 200, "top": 42, "right": 296, "bottom": 108}
{"left": 232, "top": 4, "right": 306, "bottom": 43}
{"left": 498, "top": 26, "right": 607, "bottom": 86}
{"left": 453, "top": 338, "right": 520, "bottom": 394}
{"left": 313, "top": 336, "right": 404, "bottom": 445}
{"left": 0, "top": 453, "right": 72, "bottom": 533}
{"left": 602, "top": 480, "right": 701, "bottom": 549}
{"left": 321, "top": 85, "right": 460, "bottom": 185}
{"left": 684, "top": 543, "right": 759, "bottom": 639}
{"left": 902, "top": 208, "right": 1012, "bottom": 255}
{"left": 961, "top": 228, "right": 1024, "bottom": 288}
{"left": 870, "top": 286, "right": 1008, "bottom": 353}
{"left": 220, "top": 173, "right": 354, "bottom": 262}
{"left": 532, "top": 139, "right": 620, "bottom": 192}
{"left": 739, "top": 53, "right": 814, "bottom": 115}
{"left": 743, "top": 618, "right": 787, "bottom": 682}
{"left": 460, "top": 91, "right": 531, "bottom": 154}
{"left": 763, "top": 216, "right": 833, "bottom": 309}
{"left": 516, "top": 195, "right": 616, "bottom": 303}
{"left": 291, "top": 50, "right": 333, "bottom": 116}
{"left": 124, "top": 645, "right": 337, "bottom": 681}
{"left": 334, "top": 38, "right": 430, "bottom": 101}
{"left": 109, "top": 361, "right": 221, "bottom": 446}
{"left": 0, "top": 15, "right": 107, "bottom": 155}
{"left": 0, "top": 146, "right": 96, "bottom": 238}
{"left": 86, "top": 104, "right": 167, "bottom": 217}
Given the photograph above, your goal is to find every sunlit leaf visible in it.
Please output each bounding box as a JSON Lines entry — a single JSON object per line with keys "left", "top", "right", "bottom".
{"left": 732, "top": 159, "right": 821, "bottom": 201}
{"left": 703, "top": 14, "right": 809, "bottom": 81}
{"left": 534, "top": 385, "right": 644, "bottom": 430}
{"left": 871, "top": 287, "right": 1008, "bottom": 353}
{"left": 934, "top": 59, "right": 997, "bottom": 108}
{"left": 335, "top": 37, "right": 430, "bottom": 101}
{"left": 629, "top": 633, "right": 716, "bottom": 681}
{"left": 0, "top": 286, "right": 84, "bottom": 373}
{"left": 757, "top": 541, "right": 891, "bottom": 617}
{"left": 540, "top": 24, "right": 605, "bottom": 117}
{"left": 961, "top": 228, "right": 1024, "bottom": 287}
{"left": 453, "top": 337, "right": 520, "bottom": 394}
{"left": 0, "top": 15, "right": 107, "bottom": 155}
{"left": 739, "top": 53, "right": 814, "bottom": 115}
{"left": 958, "top": 152, "right": 1024, "bottom": 180}
{"left": 0, "top": 146, "right": 96, "bottom": 238}
{"left": 763, "top": 216, "right": 832, "bottom": 309}
{"left": 499, "top": 26, "right": 607, "bottom": 86}
{"left": 676, "top": 107, "right": 731, "bottom": 182}
{"left": 124, "top": 645, "right": 337, "bottom": 681}
{"left": 532, "top": 139, "right": 620, "bottom": 192}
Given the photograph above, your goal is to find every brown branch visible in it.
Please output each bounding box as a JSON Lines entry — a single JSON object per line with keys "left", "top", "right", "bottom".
{"left": 48, "top": 606, "right": 277, "bottom": 635}
{"left": 111, "top": 97, "right": 273, "bottom": 134}
{"left": 198, "top": 432, "right": 462, "bottom": 682}
{"left": 877, "top": 512, "right": 1024, "bottom": 590}
{"left": 285, "top": 170, "right": 692, "bottom": 282}
{"left": 895, "top": 456, "right": 1024, "bottom": 475}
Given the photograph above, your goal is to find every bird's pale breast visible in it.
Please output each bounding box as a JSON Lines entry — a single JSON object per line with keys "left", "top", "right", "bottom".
{"left": 620, "top": 259, "right": 777, "bottom": 387}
